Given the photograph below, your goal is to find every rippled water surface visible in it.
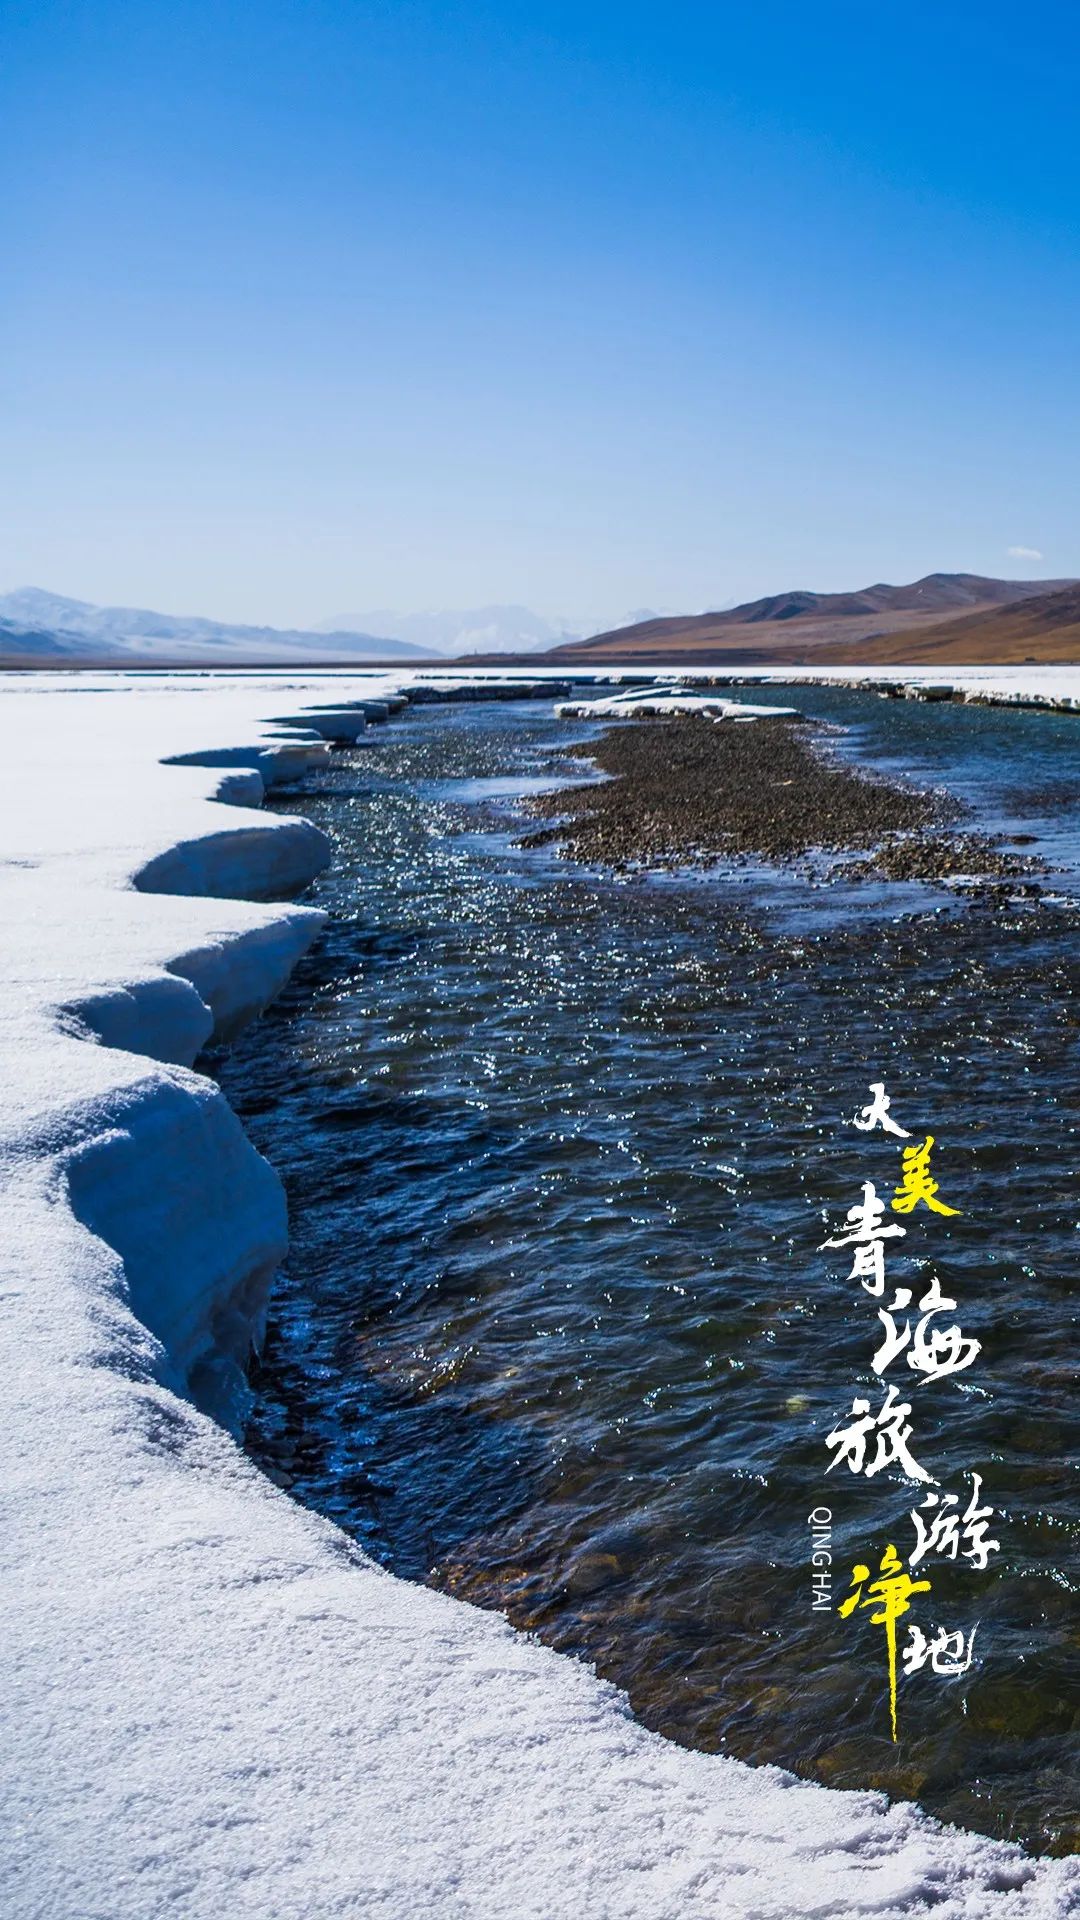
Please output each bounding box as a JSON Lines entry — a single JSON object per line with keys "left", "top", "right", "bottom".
{"left": 215, "top": 687, "right": 1080, "bottom": 1854}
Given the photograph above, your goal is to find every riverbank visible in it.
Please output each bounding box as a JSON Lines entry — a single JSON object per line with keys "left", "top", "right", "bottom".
{"left": 1, "top": 670, "right": 1077, "bottom": 1918}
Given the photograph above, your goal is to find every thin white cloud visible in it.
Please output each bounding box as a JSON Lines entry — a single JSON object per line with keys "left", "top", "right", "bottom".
{"left": 1007, "top": 545, "right": 1043, "bottom": 561}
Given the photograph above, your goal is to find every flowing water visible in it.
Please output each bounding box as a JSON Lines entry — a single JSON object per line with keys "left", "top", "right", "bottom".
{"left": 213, "top": 686, "right": 1080, "bottom": 1855}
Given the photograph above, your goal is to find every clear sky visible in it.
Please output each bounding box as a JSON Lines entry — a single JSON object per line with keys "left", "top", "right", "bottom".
{"left": 2, "top": 0, "right": 1078, "bottom": 627}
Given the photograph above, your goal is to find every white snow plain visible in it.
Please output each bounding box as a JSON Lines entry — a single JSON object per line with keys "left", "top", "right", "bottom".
{"left": 1, "top": 666, "right": 1077, "bottom": 1920}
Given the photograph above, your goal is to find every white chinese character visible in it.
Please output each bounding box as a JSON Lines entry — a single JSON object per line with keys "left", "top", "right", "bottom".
{"left": 908, "top": 1473, "right": 1001, "bottom": 1571}
{"left": 902, "top": 1622, "right": 978, "bottom": 1677}
{"left": 853, "top": 1083, "right": 911, "bottom": 1138}
{"left": 871, "top": 1274, "right": 981, "bottom": 1382}
{"left": 825, "top": 1381, "right": 936, "bottom": 1484}
{"left": 822, "top": 1181, "right": 906, "bottom": 1297}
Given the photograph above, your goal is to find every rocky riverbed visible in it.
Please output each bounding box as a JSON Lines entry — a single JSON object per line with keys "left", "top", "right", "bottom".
{"left": 523, "top": 714, "right": 1046, "bottom": 887}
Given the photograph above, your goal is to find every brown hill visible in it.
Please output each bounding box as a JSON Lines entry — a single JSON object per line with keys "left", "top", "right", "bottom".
{"left": 811, "top": 581, "right": 1080, "bottom": 666}
{"left": 679, "top": 572, "right": 1056, "bottom": 624}
{"left": 547, "top": 574, "right": 1078, "bottom": 665}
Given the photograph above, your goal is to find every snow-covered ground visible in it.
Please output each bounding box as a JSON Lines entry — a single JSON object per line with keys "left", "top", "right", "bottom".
{"left": 1, "top": 667, "right": 1077, "bottom": 1920}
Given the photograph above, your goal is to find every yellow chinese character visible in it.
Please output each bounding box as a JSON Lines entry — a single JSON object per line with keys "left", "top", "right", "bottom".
{"left": 839, "top": 1543, "right": 931, "bottom": 1741}
{"left": 891, "top": 1135, "right": 960, "bottom": 1217}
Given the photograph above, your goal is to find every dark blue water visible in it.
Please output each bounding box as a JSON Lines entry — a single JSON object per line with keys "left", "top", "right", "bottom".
{"left": 215, "top": 687, "right": 1080, "bottom": 1856}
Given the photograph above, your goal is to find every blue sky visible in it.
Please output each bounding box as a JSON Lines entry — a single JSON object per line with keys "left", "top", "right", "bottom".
{"left": 2, "top": 0, "right": 1077, "bottom": 626}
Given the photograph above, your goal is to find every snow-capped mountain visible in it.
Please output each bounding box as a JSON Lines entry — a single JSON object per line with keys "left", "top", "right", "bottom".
{"left": 314, "top": 605, "right": 608, "bottom": 656}
{"left": 0, "top": 589, "right": 436, "bottom": 662}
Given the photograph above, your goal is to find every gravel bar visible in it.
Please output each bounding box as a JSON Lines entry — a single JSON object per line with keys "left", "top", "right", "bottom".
{"left": 524, "top": 714, "right": 1042, "bottom": 884}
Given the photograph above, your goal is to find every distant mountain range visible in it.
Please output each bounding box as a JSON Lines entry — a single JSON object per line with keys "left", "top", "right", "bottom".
{"left": 541, "top": 574, "right": 1080, "bottom": 665}
{"left": 313, "top": 604, "right": 634, "bottom": 656}
{"left": 0, "top": 589, "right": 642, "bottom": 665}
{"left": 0, "top": 589, "right": 437, "bottom": 664}
{"left": 5, "top": 575, "right": 1080, "bottom": 670}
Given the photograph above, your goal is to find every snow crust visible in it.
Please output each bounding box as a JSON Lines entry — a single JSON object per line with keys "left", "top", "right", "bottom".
{"left": 555, "top": 687, "right": 798, "bottom": 719}
{"left": 720, "top": 662, "right": 1080, "bottom": 709}
{"left": 1, "top": 668, "right": 1076, "bottom": 1920}
{"left": 557, "top": 662, "right": 1080, "bottom": 710}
